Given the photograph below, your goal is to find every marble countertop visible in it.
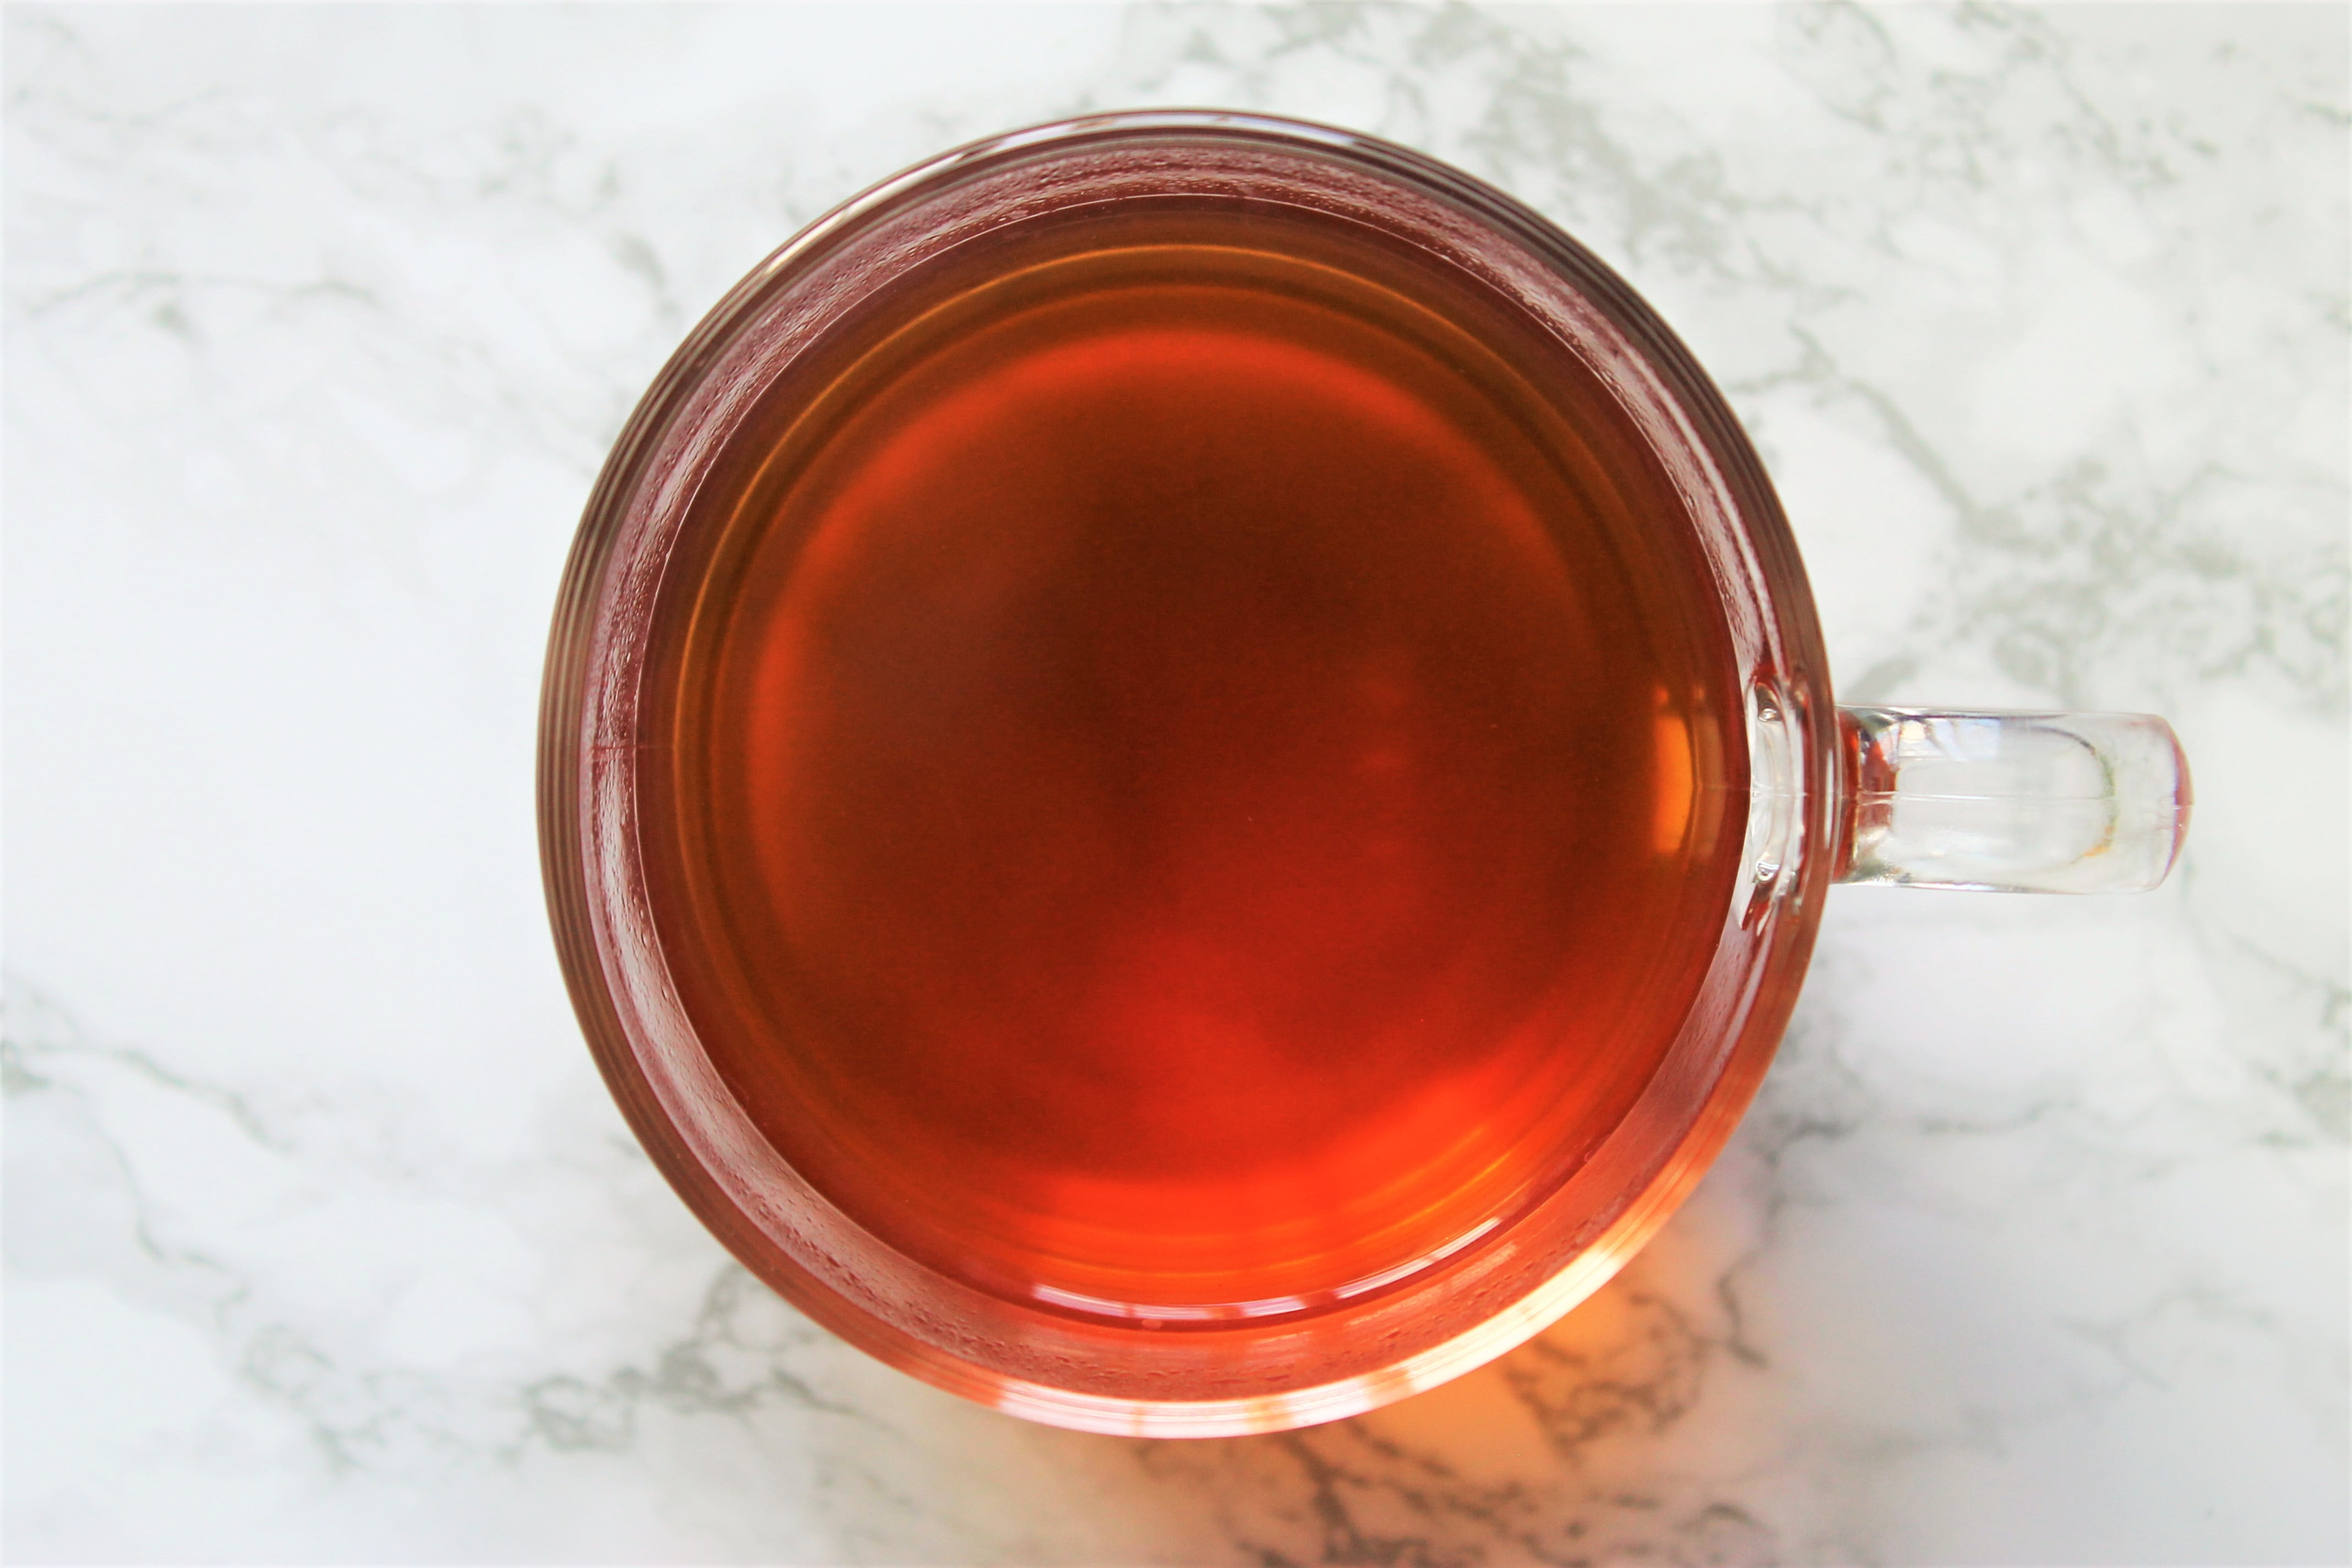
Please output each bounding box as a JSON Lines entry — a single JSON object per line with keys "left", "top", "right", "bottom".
{"left": 6, "top": 5, "right": 2344, "bottom": 1563}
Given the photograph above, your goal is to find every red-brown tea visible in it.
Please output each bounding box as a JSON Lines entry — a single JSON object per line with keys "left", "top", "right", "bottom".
{"left": 638, "top": 204, "right": 1744, "bottom": 1324}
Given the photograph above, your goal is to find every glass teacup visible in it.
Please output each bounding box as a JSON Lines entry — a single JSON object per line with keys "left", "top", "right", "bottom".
{"left": 539, "top": 112, "right": 2190, "bottom": 1437}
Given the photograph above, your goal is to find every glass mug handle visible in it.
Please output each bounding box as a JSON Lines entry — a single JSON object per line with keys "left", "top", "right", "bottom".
{"left": 1831, "top": 707, "right": 2191, "bottom": 892}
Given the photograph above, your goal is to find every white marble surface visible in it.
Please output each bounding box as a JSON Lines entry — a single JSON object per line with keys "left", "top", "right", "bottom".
{"left": 6, "top": 4, "right": 2345, "bottom": 1563}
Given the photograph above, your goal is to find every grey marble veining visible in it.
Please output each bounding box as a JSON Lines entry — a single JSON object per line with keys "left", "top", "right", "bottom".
{"left": 5, "top": 5, "right": 2344, "bottom": 1564}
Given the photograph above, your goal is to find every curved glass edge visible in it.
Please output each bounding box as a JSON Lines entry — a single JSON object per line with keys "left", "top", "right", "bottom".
{"left": 987, "top": 916, "right": 1823, "bottom": 1437}
{"left": 537, "top": 109, "right": 1841, "bottom": 1436}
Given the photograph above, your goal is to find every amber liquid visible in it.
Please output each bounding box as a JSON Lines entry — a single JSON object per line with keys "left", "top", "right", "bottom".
{"left": 641, "top": 205, "right": 1743, "bottom": 1325}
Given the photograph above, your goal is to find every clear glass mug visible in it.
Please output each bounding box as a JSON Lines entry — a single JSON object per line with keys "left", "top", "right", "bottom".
{"left": 538, "top": 112, "right": 2191, "bottom": 1437}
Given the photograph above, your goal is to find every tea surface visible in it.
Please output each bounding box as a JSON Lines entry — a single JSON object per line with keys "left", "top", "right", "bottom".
{"left": 641, "top": 209, "right": 1743, "bottom": 1322}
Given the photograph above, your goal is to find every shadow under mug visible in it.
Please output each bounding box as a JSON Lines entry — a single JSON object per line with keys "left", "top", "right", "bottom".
{"left": 539, "top": 112, "right": 2191, "bottom": 1436}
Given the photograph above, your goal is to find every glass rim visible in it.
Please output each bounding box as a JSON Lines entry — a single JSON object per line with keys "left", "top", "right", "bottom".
{"left": 538, "top": 108, "right": 1838, "bottom": 1436}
